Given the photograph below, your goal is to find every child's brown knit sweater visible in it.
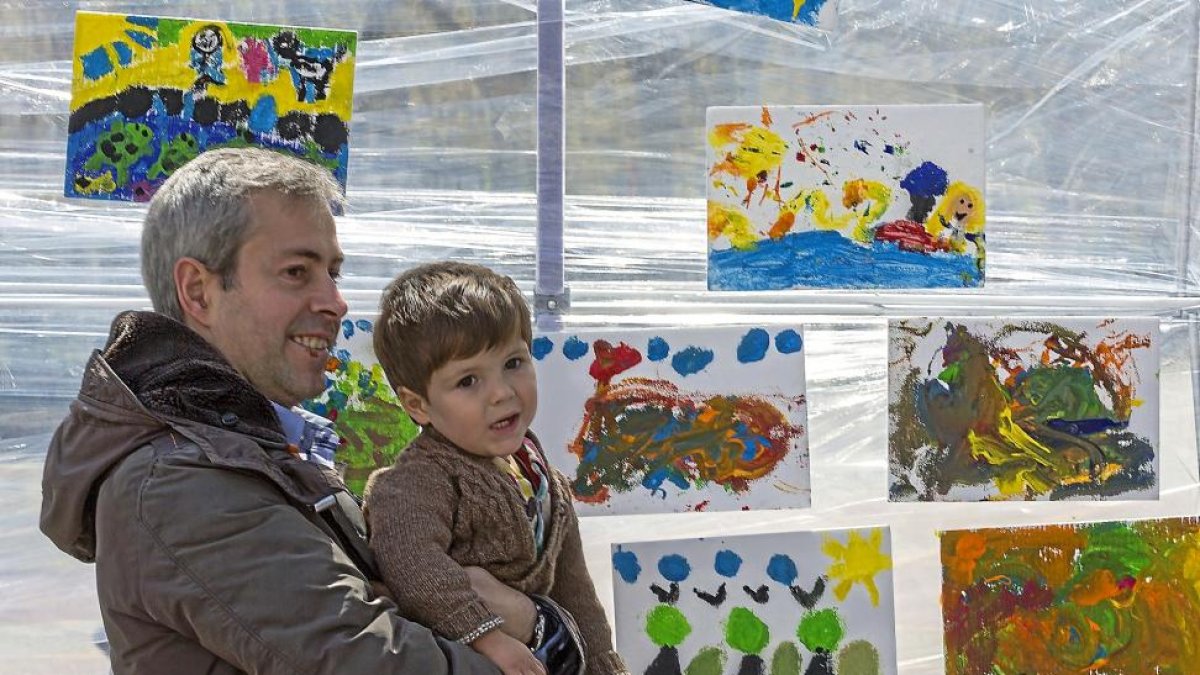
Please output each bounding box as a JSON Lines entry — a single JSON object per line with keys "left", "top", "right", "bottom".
{"left": 364, "top": 428, "right": 627, "bottom": 675}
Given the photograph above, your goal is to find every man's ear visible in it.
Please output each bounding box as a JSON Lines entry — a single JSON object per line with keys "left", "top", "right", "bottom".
{"left": 396, "top": 387, "right": 431, "bottom": 425}
{"left": 174, "top": 257, "right": 216, "bottom": 328}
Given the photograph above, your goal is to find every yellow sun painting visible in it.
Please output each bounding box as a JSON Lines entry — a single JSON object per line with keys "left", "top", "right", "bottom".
{"left": 822, "top": 528, "right": 893, "bottom": 606}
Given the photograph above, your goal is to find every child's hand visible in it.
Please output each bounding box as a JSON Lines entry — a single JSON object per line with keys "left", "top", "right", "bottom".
{"left": 472, "top": 629, "right": 546, "bottom": 675}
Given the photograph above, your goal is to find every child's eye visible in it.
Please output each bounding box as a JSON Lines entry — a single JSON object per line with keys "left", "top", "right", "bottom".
{"left": 505, "top": 357, "right": 524, "bottom": 369}
{"left": 456, "top": 375, "right": 477, "bottom": 388}
{"left": 284, "top": 265, "right": 306, "bottom": 279}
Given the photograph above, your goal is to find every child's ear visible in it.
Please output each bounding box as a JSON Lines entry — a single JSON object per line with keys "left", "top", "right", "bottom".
{"left": 396, "top": 387, "right": 431, "bottom": 425}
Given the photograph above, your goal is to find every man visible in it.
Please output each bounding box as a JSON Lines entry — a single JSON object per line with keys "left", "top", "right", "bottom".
{"left": 40, "top": 148, "right": 552, "bottom": 674}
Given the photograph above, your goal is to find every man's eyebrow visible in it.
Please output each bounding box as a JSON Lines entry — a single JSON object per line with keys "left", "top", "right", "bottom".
{"left": 282, "top": 248, "right": 344, "bottom": 266}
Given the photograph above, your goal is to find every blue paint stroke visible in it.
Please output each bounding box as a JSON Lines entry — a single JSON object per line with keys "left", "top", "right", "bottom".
{"left": 563, "top": 336, "right": 589, "bottom": 360}
{"left": 80, "top": 47, "right": 114, "bottom": 80}
{"left": 341, "top": 320, "right": 354, "bottom": 339}
{"left": 112, "top": 42, "right": 134, "bottom": 66}
{"left": 853, "top": 139, "right": 871, "bottom": 154}
{"left": 124, "top": 28, "right": 156, "bottom": 49}
{"left": 659, "top": 554, "right": 692, "bottom": 582}
{"left": 737, "top": 328, "right": 770, "bottom": 363}
{"left": 900, "top": 161, "right": 948, "bottom": 199}
{"left": 767, "top": 554, "right": 798, "bottom": 586}
{"left": 671, "top": 346, "right": 714, "bottom": 377}
{"left": 532, "top": 336, "right": 554, "bottom": 361}
{"left": 648, "top": 336, "right": 670, "bottom": 362}
{"left": 613, "top": 547, "right": 641, "bottom": 584}
{"left": 775, "top": 329, "right": 803, "bottom": 354}
{"left": 248, "top": 95, "right": 278, "bottom": 135}
{"left": 355, "top": 319, "right": 372, "bottom": 332}
{"left": 126, "top": 15, "right": 159, "bottom": 29}
{"left": 715, "top": 550, "right": 743, "bottom": 578}
{"left": 708, "top": 229, "right": 981, "bottom": 290}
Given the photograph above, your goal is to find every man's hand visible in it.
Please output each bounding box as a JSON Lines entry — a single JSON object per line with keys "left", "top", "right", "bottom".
{"left": 464, "top": 566, "right": 537, "bottom": 643}
{"left": 471, "top": 629, "right": 546, "bottom": 675}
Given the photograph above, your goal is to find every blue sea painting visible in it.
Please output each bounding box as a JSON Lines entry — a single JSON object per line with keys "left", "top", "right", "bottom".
{"left": 706, "top": 104, "right": 986, "bottom": 290}
{"left": 710, "top": 230, "right": 981, "bottom": 290}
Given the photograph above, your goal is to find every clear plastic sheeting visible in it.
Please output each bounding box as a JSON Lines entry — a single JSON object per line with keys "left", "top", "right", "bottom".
{"left": 1, "top": 0, "right": 1199, "bottom": 673}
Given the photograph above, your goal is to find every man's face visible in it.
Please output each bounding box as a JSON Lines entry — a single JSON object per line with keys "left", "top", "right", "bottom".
{"left": 205, "top": 192, "right": 347, "bottom": 407}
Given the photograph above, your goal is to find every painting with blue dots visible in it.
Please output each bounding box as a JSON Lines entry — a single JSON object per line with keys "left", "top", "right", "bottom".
{"left": 610, "top": 528, "right": 898, "bottom": 675}
{"left": 532, "top": 327, "right": 810, "bottom": 515}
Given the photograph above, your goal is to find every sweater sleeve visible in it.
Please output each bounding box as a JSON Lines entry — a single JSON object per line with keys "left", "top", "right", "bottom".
{"left": 365, "top": 458, "right": 503, "bottom": 643}
{"left": 545, "top": 471, "right": 629, "bottom": 675}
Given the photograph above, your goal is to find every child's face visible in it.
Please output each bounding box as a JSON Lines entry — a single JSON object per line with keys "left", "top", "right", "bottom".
{"left": 399, "top": 332, "right": 537, "bottom": 458}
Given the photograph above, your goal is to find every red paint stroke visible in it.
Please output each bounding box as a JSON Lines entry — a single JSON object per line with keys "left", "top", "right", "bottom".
{"left": 874, "top": 220, "right": 951, "bottom": 253}
{"left": 588, "top": 340, "right": 642, "bottom": 387}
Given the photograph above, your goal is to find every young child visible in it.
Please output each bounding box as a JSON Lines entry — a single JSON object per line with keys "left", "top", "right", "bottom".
{"left": 364, "top": 261, "right": 627, "bottom": 675}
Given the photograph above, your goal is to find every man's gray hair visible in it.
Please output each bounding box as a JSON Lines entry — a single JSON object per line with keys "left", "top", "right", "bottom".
{"left": 141, "top": 147, "right": 345, "bottom": 321}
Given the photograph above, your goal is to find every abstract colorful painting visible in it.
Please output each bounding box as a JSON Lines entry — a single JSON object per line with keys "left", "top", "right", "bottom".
{"left": 532, "top": 327, "right": 809, "bottom": 515}
{"left": 67, "top": 12, "right": 355, "bottom": 201}
{"left": 302, "top": 318, "right": 417, "bottom": 496}
{"left": 941, "top": 517, "right": 1200, "bottom": 674}
{"left": 707, "top": 104, "right": 985, "bottom": 290}
{"left": 889, "top": 318, "right": 1159, "bottom": 501}
{"left": 613, "top": 528, "right": 897, "bottom": 675}
{"left": 685, "top": 0, "right": 838, "bottom": 28}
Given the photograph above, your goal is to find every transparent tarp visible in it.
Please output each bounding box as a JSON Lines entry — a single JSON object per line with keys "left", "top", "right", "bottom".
{"left": 1, "top": 0, "right": 1198, "bottom": 673}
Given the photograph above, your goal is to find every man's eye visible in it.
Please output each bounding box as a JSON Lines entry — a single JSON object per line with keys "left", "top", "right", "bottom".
{"left": 456, "top": 376, "right": 476, "bottom": 388}
{"left": 330, "top": 269, "right": 342, "bottom": 283}
{"left": 285, "top": 266, "right": 306, "bottom": 278}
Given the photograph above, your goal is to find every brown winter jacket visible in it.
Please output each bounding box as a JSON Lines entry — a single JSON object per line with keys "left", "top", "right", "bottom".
{"left": 39, "top": 310, "right": 500, "bottom": 675}
{"left": 364, "top": 428, "right": 628, "bottom": 675}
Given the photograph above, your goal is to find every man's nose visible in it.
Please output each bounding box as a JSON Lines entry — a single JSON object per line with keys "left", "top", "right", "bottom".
{"left": 314, "top": 274, "right": 348, "bottom": 319}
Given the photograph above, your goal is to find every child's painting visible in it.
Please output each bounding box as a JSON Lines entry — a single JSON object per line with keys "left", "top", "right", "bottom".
{"left": 941, "top": 517, "right": 1200, "bottom": 674}
{"left": 302, "top": 318, "right": 417, "bottom": 496}
{"left": 532, "top": 327, "right": 809, "bottom": 515}
{"left": 707, "top": 104, "right": 985, "bottom": 290}
{"left": 685, "top": 0, "right": 838, "bottom": 28}
{"left": 613, "top": 528, "right": 897, "bottom": 675}
{"left": 67, "top": 12, "right": 355, "bottom": 201}
{"left": 889, "top": 318, "right": 1159, "bottom": 502}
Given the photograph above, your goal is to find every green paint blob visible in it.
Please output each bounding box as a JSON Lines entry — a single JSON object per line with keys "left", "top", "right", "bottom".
{"left": 724, "top": 607, "right": 770, "bottom": 655}
{"left": 646, "top": 604, "right": 691, "bottom": 647}
{"left": 837, "top": 640, "right": 880, "bottom": 675}
{"left": 685, "top": 646, "right": 727, "bottom": 675}
{"left": 769, "top": 641, "right": 802, "bottom": 675}
{"left": 796, "top": 608, "right": 844, "bottom": 653}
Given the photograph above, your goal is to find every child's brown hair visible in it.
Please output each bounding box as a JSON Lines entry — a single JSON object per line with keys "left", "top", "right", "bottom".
{"left": 373, "top": 261, "right": 532, "bottom": 398}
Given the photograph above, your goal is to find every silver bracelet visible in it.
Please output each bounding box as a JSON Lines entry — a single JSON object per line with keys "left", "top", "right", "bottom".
{"left": 527, "top": 607, "right": 547, "bottom": 652}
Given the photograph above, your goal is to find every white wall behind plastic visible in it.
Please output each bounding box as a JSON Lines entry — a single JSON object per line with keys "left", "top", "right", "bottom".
{"left": 2, "top": 1, "right": 1199, "bottom": 673}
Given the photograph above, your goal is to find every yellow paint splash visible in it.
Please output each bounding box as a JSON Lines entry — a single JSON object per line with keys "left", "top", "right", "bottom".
{"left": 708, "top": 201, "right": 759, "bottom": 250}
{"left": 822, "top": 528, "right": 892, "bottom": 606}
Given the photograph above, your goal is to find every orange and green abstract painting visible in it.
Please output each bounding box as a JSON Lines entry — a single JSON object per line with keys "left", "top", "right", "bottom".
{"left": 532, "top": 327, "right": 809, "bottom": 516}
{"left": 302, "top": 318, "right": 417, "bottom": 496}
{"left": 707, "top": 104, "right": 985, "bottom": 290}
{"left": 67, "top": 11, "right": 355, "bottom": 201}
{"left": 941, "top": 517, "right": 1200, "bottom": 674}
{"left": 613, "top": 528, "right": 896, "bottom": 675}
{"left": 888, "top": 318, "right": 1159, "bottom": 501}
